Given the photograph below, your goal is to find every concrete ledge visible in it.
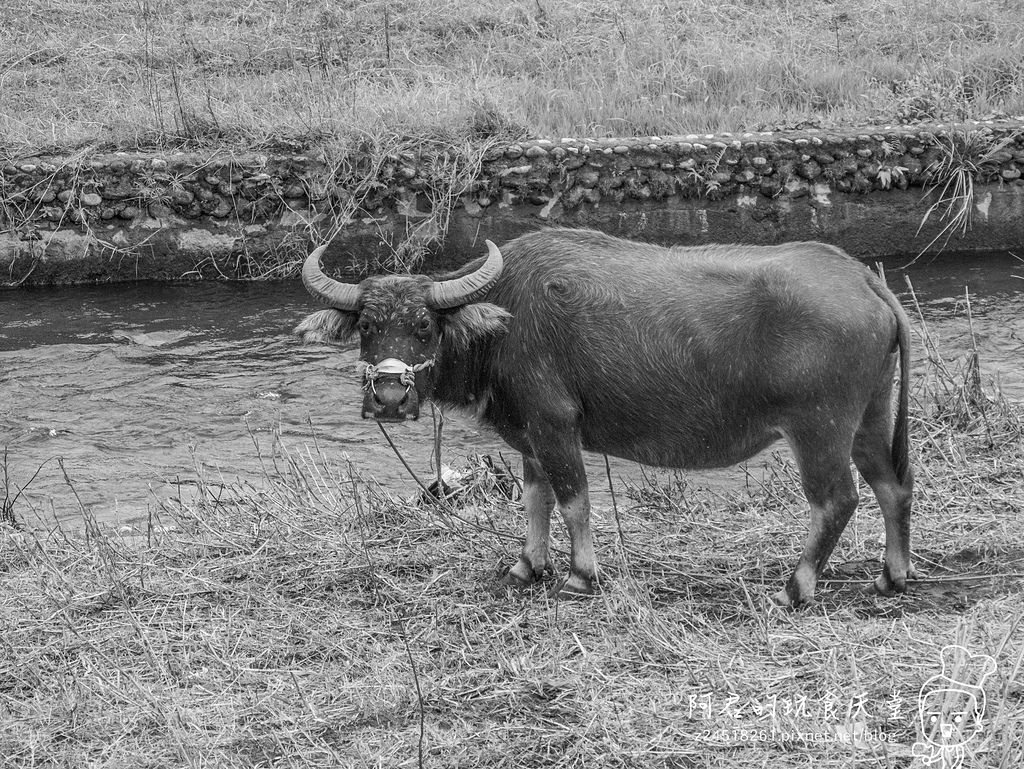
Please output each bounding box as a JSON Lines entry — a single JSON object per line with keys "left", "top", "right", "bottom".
{"left": 2, "top": 120, "right": 1023, "bottom": 284}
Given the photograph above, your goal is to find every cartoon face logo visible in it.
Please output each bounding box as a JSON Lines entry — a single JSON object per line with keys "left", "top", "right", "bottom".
{"left": 912, "top": 645, "right": 997, "bottom": 768}
{"left": 919, "top": 686, "right": 984, "bottom": 746}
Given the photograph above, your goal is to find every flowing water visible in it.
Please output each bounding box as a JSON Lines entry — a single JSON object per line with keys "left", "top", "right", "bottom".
{"left": 1, "top": 249, "right": 1022, "bottom": 527}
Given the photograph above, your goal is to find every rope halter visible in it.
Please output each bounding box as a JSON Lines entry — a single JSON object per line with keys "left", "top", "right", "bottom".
{"left": 357, "top": 356, "right": 436, "bottom": 396}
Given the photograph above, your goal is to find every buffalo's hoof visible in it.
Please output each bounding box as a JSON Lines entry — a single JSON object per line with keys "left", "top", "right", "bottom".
{"left": 498, "top": 558, "right": 550, "bottom": 590}
{"left": 548, "top": 573, "right": 599, "bottom": 600}
{"left": 866, "top": 561, "right": 919, "bottom": 597}
{"left": 771, "top": 586, "right": 814, "bottom": 610}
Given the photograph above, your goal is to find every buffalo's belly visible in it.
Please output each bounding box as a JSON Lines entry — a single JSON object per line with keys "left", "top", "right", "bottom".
{"left": 580, "top": 422, "right": 784, "bottom": 470}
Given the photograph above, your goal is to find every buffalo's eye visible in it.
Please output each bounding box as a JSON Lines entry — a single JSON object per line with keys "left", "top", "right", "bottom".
{"left": 416, "top": 317, "right": 433, "bottom": 336}
{"left": 358, "top": 318, "right": 374, "bottom": 335}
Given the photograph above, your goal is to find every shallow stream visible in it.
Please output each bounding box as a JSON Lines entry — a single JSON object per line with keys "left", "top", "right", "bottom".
{"left": 1, "top": 250, "right": 1021, "bottom": 526}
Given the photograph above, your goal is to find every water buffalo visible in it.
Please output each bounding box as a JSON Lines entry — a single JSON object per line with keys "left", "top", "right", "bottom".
{"left": 296, "top": 228, "right": 914, "bottom": 607}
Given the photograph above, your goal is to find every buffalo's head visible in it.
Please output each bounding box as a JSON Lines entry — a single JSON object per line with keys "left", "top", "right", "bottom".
{"left": 296, "top": 240, "right": 510, "bottom": 422}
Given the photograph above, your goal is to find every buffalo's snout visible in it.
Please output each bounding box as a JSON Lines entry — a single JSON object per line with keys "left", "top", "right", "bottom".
{"left": 362, "top": 378, "right": 420, "bottom": 422}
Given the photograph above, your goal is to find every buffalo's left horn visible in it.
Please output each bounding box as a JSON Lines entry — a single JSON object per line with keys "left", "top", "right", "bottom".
{"left": 302, "top": 243, "right": 360, "bottom": 310}
{"left": 427, "top": 240, "right": 504, "bottom": 309}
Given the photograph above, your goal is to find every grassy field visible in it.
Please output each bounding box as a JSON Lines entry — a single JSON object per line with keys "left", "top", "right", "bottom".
{"left": 2, "top": 319, "right": 1023, "bottom": 767}
{"left": 2, "top": 0, "right": 1024, "bottom": 156}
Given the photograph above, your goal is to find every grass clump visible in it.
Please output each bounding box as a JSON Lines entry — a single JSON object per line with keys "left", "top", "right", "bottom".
{"left": 2, "top": 319, "right": 1023, "bottom": 766}
{"left": 2, "top": 0, "right": 1023, "bottom": 156}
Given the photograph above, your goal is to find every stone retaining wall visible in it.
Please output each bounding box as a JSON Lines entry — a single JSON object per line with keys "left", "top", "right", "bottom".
{"left": 2, "top": 120, "right": 1023, "bottom": 285}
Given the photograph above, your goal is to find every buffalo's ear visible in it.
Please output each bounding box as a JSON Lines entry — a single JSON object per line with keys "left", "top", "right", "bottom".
{"left": 293, "top": 309, "right": 359, "bottom": 344}
{"left": 442, "top": 302, "right": 512, "bottom": 352}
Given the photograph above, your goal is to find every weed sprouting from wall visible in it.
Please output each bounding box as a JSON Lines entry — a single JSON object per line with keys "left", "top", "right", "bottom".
{"left": 292, "top": 133, "right": 499, "bottom": 277}
{"left": 915, "top": 128, "right": 1023, "bottom": 258}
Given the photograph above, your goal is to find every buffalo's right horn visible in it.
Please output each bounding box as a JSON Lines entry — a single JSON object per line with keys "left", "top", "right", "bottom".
{"left": 302, "top": 243, "right": 360, "bottom": 310}
{"left": 428, "top": 240, "right": 504, "bottom": 309}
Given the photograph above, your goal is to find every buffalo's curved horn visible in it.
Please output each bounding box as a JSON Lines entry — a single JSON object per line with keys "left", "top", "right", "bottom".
{"left": 427, "top": 240, "right": 504, "bottom": 309}
{"left": 302, "top": 243, "right": 360, "bottom": 310}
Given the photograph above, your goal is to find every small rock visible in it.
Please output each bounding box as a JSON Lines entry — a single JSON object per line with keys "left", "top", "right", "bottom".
{"left": 857, "top": 148, "right": 873, "bottom": 158}
{"left": 211, "top": 199, "right": 233, "bottom": 217}
{"left": 799, "top": 160, "right": 822, "bottom": 180}
{"left": 1002, "top": 167, "right": 1022, "bottom": 181}
{"left": 785, "top": 178, "right": 810, "bottom": 198}
{"left": 462, "top": 197, "right": 483, "bottom": 217}
{"left": 501, "top": 165, "right": 533, "bottom": 176}
{"left": 81, "top": 193, "right": 102, "bottom": 207}
{"left": 628, "top": 184, "right": 652, "bottom": 200}
{"left": 149, "top": 202, "right": 173, "bottom": 219}
{"left": 171, "top": 188, "right": 195, "bottom": 206}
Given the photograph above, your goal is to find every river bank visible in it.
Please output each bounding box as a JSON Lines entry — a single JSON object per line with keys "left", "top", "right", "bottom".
{"left": 2, "top": 346, "right": 1022, "bottom": 767}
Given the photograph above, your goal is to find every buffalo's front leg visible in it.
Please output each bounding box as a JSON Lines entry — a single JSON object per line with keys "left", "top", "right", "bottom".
{"left": 529, "top": 423, "right": 598, "bottom": 598}
{"left": 552, "top": 485, "right": 597, "bottom": 596}
{"left": 501, "top": 456, "right": 555, "bottom": 587}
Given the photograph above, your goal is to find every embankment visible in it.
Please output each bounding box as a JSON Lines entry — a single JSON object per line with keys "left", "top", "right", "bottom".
{"left": 2, "top": 120, "right": 1023, "bottom": 285}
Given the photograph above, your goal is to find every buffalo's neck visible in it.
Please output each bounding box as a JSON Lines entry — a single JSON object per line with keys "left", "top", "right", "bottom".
{"left": 430, "top": 339, "right": 497, "bottom": 414}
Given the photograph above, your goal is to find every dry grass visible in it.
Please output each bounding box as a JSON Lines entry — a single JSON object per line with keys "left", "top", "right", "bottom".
{"left": 2, "top": 323, "right": 1023, "bottom": 767}
{"left": 2, "top": 0, "right": 1023, "bottom": 156}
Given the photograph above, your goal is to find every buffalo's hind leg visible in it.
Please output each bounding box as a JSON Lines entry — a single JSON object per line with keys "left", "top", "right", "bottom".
{"left": 501, "top": 456, "right": 555, "bottom": 587}
{"left": 775, "top": 425, "right": 860, "bottom": 608}
{"left": 853, "top": 396, "right": 916, "bottom": 596}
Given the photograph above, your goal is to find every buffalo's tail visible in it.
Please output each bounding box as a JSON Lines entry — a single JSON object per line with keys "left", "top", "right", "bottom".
{"left": 872, "top": 278, "right": 912, "bottom": 485}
